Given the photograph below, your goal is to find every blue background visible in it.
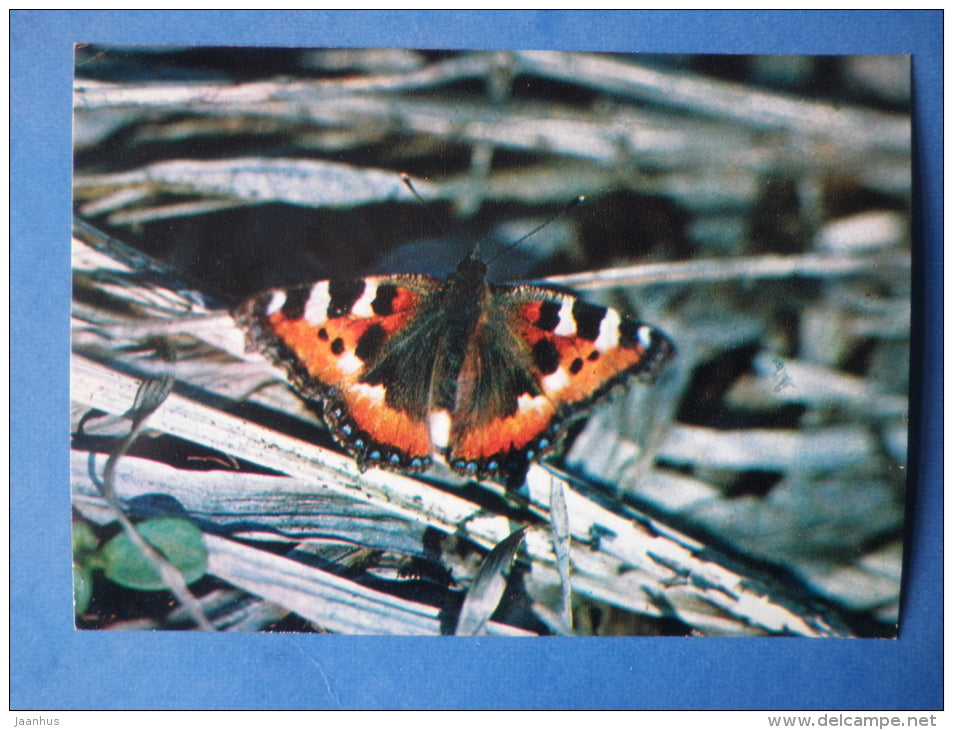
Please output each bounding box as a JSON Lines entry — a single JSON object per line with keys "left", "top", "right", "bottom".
{"left": 11, "top": 10, "right": 942, "bottom": 709}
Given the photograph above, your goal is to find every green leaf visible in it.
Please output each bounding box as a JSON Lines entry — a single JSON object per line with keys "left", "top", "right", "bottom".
{"left": 73, "top": 565, "right": 93, "bottom": 615}
{"left": 72, "top": 520, "right": 99, "bottom": 554}
{"left": 101, "top": 517, "right": 208, "bottom": 591}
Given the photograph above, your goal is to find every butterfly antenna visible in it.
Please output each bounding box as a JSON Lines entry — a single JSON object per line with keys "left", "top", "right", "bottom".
{"left": 400, "top": 172, "right": 463, "bottom": 250}
{"left": 400, "top": 172, "right": 427, "bottom": 204}
{"left": 491, "top": 195, "right": 586, "bottom": 265}
{"left": 403, "top": 174, "right": 585, "bottom": 262}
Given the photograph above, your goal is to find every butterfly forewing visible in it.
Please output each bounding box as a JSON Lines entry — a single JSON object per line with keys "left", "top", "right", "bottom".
{"left": 509, "top": 286, "right": 675, "bottom": 409}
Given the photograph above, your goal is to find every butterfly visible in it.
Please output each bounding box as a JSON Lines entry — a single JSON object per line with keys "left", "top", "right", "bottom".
{"left": 234, "top": 249, "right": 674, "bottom": 486}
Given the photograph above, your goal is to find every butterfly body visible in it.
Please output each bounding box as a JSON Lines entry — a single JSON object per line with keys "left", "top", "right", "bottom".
{"left": 235, "top": 252, "right": 674, "bottom": 485}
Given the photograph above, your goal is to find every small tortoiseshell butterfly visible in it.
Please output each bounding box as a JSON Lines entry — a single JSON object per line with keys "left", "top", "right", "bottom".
{"left": 235, "top": 249, "right": 674, "bottom": 486}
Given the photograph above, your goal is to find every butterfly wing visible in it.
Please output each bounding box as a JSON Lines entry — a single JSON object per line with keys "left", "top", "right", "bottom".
{"left": 443, "top": 284, "right": 675, "bottom": 482}
{"left": 235, "top": 274, "right": 447, "bottom": 472}
{"left": 508, "top": 285, "right": 675, "bottom": 405}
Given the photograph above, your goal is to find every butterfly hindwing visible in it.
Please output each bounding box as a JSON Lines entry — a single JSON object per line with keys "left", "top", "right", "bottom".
{"left": 441, "top": 303, "right": 556, "bottom": 480}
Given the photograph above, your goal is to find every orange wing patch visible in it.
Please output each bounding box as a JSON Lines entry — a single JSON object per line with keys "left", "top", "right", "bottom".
{"left": 268, "top": 313, "right": 369, "bottom": 386}
{"left": 452, "top": 394, "right": 557, "bottom": 460}
{"left": 264, "top": 281, "right": 425, "bottom": 388}
{"left": 513, "top": 297, "right": 657, "bottom": 406}
{"left": 543, "top": 332, "right": 649, "bottom": 405}
{"left": 339, "top": 383, "right": 432, "bottom": 460}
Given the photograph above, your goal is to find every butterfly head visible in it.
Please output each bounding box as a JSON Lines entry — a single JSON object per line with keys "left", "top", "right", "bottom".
{"left": 451, "top": 251, "right": 489, "bottom": 287}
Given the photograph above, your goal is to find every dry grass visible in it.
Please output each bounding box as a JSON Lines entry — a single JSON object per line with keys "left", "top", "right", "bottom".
{"left": 71, "top": 47, "right": 910, "bottom": 636}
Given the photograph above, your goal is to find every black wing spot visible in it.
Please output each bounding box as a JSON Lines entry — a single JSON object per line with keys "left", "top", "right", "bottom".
{"left": 532, "top": 338, "right": 560, "bottom": 375}
{"left": 587, "top": 350, "right": 600, "bottom": 361}
{"left": 327, "top": 279, "right": 366, "bottom": 318}
{"left": 330, "top": 337, "right": 346, "bottom": 355}
{"left": 318, "top": 327, "right": 329, "bottom": 340}
{"left": 355, "top": 322, "right": 386, "bottom": 362}
{"left": 280, "top": 287, "right": 311, "bottom": 321}
{"left": 535, "top": 299, "right": 561, "bottom": 331}
{"left": 371, "top": 284, "right": 399, "bottom": 316}
{"left": 572, "top": 300, "right": 607, "bottom": 342}
{"left": 618, "top": 318, "right": 642, "bottom": 348}
{"left": 569, "top": 357, "right": 584, "bottom": 374}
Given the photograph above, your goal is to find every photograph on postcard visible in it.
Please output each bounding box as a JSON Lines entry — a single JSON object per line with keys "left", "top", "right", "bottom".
{"left": 71, "top": 47, "right": 911, "bottom": 636}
